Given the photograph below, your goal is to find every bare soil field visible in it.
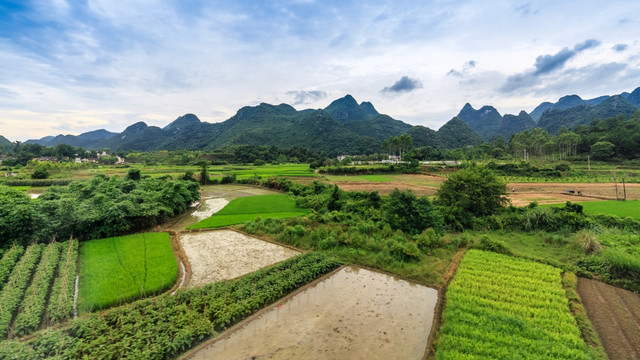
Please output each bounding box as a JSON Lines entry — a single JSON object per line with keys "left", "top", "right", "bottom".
{"left": 178, "top": 230, "right": 300, "bottom": 288}
{"left": 184, "top": 266, "right": 438, "bottom": 360}
{"left": 578, "top": 277, "right": 640, "bottom": 360}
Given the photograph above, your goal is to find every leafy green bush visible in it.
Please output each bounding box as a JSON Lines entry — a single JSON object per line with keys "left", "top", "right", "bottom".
{"left": 474, "top": 235, "right": 511, "bottom": 255}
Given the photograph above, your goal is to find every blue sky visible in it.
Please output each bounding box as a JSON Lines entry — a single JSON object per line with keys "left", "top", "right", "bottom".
{"left": 1, "top": 0, "right": 639, "bottom": 140}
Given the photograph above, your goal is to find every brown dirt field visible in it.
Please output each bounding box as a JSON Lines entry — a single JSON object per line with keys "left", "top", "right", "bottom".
{"left": 578, "top": 277, "right": 640, "bottom": 360}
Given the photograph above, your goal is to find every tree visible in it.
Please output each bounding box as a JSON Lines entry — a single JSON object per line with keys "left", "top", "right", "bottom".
{"left": 385, "top": 189, "right": 443, "bottom": 235}
{"left": 199, "top": 163, "right": 209, "bottom": 185}
{"left": 125, "top": 169, "right": 141, "bottom": 181}
{"left": 436, "top": 165, "right": 508, "bottom": 229}
{"left": 590, "top": 141, "right": 615, "bottom": 160}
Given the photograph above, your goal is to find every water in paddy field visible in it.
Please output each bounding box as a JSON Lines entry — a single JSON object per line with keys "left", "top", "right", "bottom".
{"left": 187, "top": 266, "right": 438, "bottom": 360}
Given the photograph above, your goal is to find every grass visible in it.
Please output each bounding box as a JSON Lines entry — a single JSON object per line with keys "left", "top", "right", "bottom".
{"left": 540, "top": 200, "right": 640, "bottom": 219}
{"left": 78, "top": 232, "right": 178, "bottom": 312}
{"left": 456, "top": 231, "right": 586, "bottom": 268}
{"left": 358, "top": 174, "right": 392, "bottom": 182}
{"left": 189, "top": 194, "right": 310, "bottom": 229}
{"left": 436, "top": 250, "right": 592, "bottom": 359}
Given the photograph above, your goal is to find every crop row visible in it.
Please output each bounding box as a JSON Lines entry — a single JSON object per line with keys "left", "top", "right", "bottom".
{"left": 46, "top": 240, "right": 78, "bottom": 323}
{"left": 0, "top": 252, "right": 342, "bottom": 359}
{"left": 12, "top": 243, "right": 62, "bottom": 337}
{"left": 436, "top": 250, "right": 591, "bottom": 360}
{"left": 0, "top": 244, "right": 43, "bottom": 338}
{"left": 0, "top": 245, "right": 25, "bottom": 292}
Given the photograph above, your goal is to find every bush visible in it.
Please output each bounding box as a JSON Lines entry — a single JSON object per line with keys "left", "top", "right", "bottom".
{"left": 474, "top": 235, "right": 511, "bottom": 255}
{"left": 575, "top": 231, "right": 602, "bottom": 254}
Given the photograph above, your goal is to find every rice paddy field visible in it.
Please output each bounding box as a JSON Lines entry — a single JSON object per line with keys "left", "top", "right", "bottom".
{"left": 541, "top": 199, "right": 640, "bottom": 219}
{"left": 188, "top": 194, "right": 310, "bottom": 229}
{"left": 77, "top": 232, "right": 178, "bottom": 312}
{"left": 436, "top": 250, "right": 592, "bottom": 359}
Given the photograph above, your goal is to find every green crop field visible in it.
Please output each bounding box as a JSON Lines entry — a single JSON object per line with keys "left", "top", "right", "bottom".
{"left": 437, "top": 250, "right": 591, "bottom": 359}
{"left": 210, "top": 163, "right": 315, "bottom": 179}
{"left": 78, "top": 232, "right": 178, "bottom": 312}
{"left": 189, "top": 194, "right": 310, "bottom": 229}
{"left": 540, "top": 200, "right": 640, "bottom": 219}
{"left": 358, "top": 175, "right": 392, "bottom": 182}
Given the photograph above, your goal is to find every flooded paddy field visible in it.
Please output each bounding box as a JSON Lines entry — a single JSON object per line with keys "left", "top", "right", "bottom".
{"left": 166, "top": 184, "right": 280, "bottom": 230}
{"left": 184, "top": 266, "right": 438, "bottom": 360}
{"left": 179, "top": 230, "right": 300, "bottom": 288}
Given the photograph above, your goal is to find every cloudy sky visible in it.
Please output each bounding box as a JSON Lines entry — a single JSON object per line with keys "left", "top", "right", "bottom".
{"left": 1, "top": 0, "right": 639, "bottom": 141}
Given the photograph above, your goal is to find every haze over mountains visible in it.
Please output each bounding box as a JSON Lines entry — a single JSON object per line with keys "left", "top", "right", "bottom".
{"left": 19, "top": 87, "right": 640, "bottom": 155}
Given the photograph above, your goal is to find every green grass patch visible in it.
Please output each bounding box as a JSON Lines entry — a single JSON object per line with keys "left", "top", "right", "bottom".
{"left": 358, "top": 175, "right": 392, "bottom": 182}
{"left": 78, "top": 232, "right": 178, "bottom": 312}
{"left": 189, "top": 194, "right": 310, "bottom": 229}
{"left": 540, "top": 200, "right": 640, "bottom": 219}
{"left": 436, "top": 250, "right": 592, "bottom": 359}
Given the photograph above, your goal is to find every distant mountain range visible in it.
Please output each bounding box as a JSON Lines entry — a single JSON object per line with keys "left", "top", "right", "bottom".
{"left": 13, "top": 87, "right": 640, "bottom": 155}
{"left": 457, "top": 87, "right": 640, "bottom": 141}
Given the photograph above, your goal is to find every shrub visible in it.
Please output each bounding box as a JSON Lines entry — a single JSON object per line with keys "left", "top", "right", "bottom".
{"left": 475, "top": 235, "right": 511, "bottom": 255}
{"left": 575, "top": 231, "right": 602, "bottom": 254}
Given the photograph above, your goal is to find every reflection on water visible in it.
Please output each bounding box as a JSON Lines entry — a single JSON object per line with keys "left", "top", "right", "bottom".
{"left": 188, "top": 266, "right": 438, "bottom": 360}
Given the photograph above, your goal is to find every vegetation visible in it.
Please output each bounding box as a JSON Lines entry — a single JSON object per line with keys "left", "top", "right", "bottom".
{"left": 0, "top": 174, "right": 199, "bottom": 247}
{"left": 436, "top": 165, "right": 508, "bottom": 229}
{"left": 0, "top": 245, "right": 25, "bottom": 292}
{"left": 0, "top": 244, "right": 43, "bottom": 337}
{"left": 436, "top": 250, "right": 592, "bottom": 359}
{"left": 78, "top": 233, "right": 178, "bottom": 312}
{"left": 0, "top": 252, "right": 341, "bottom": 359}
{"left": 189, "top": 194, "right": 310, "bottom": 229}
{"left": 47, "top": 239, "right": 79, "bottom": 323}
{"left": 541, "top": 200, "right": 640, "bottom": 220}
{"left": 13, "top": 243, "right": 61, "bottom": 337}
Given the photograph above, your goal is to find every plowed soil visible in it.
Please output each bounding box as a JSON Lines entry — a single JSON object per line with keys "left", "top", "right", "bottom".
{"left": 578, "top": 277, "right": 640, "bottom": 360}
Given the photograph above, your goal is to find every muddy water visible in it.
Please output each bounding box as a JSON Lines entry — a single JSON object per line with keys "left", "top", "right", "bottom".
{"left": 186, "top": 266, "right": 438, "bottom": 360}
{"left": 180, "top": 230, "right": 300, "bottom": 287}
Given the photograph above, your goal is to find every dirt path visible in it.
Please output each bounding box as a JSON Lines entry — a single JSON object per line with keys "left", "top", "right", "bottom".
{"left": 578, "top": 277, "right": 640, "bottom": 360}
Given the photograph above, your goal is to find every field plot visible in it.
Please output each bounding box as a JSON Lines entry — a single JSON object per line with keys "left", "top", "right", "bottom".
{"left": 179, "top": 230, "right": 300, "bottom": 287}
{"left": 186, "top": 266, "right": 438, "bottom": 360}
{"left": 0, "top": 253, "right": 341, "bottom": 360}
{"left": 539, "top": 199, "right": 640, "bottom": 219}
{"left": 330, "top": 173, "right": 443, "bottom": 196}
{"left": 78, "top": 232, "right": 178, "bottom": 312}
{"left": 578, "top": 277, "right": 640, "bottom": 359}
{"left": 210, "top": 163, "right": 315, "bottom": 179}
{"left": 437, "top": 250, "right": 591, "bottom": 359}
{"left": 508, "top": 182, "right": 640, "bottom": 203}
{"left": 189, "top": 194, "right": 310, "bottom": 229}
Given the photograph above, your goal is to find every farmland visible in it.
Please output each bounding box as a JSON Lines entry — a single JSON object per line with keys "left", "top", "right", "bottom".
{"left": 0, "top": 253, "right": 342, "bottom": 359}
{"left": 78, "top": 233, "right": 178, "bottom": 312}
{"left": 437, "top": 250, "right": 593, "bottom": 359}
{"left": 541, "top": 199, "right": 640, "bottom": 219}
{"left": 0, "top": 240, "right": 77, "bottom": 339}
{"left": 188, "top": 194, "right": 310, "bottom": 229}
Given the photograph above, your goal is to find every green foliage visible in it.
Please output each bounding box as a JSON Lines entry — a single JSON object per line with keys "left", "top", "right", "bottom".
{"left": 0, "top": 245, "right": 25, "bottom": 293}
{"left": 437, "top": 250, "right": 592, "bottom": 360}
{"left": 1, "top": 175, "right": 200, "bottom": 247}
{"left": 78, "top": 233, "right": 178, "bottom": 312}
{"left": 47, "top": 239, "right": 78, "bottom": 323}
{"left": 384, "top": 188, "right": 443, "bottom": 235}
{"left": 577, "top": 248, "right": 640, "bottom": 292}
{"left": 0, "top": 253, "right": 341, "bottom": 359}
{"left": 436, "top": 165, "right": 507, "bottom": 228}
{"left": 575, "top": 230, "right": 602, "bottom": 254}
{"left": 13, "top": 243, "right": 62, "bottom": 337}
{"left": 124, "top": 168, "right": 141, "bottom": 181}
{"left": 30, "top": 167, "right": 50, "bottom": 180}
{"left": 189, "top": 194, "right": 310, "bottom": 229}
{"left": 473, "top": 235, "right": 512, "bottom": 255}
{"left": 0, "top": 244, "right": 43, "bottom": 337}
{"left": 590, "top": 141, "right": 615, "bottom": 160}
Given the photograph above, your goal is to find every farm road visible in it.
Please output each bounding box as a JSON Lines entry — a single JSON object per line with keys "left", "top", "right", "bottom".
{"left": 578, "top": 278, "right": 640, "bottom": 360}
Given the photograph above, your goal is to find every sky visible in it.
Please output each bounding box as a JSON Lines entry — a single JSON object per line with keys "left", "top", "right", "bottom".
{"left": 1, "top": 0, "right": 639, "bottom": 141}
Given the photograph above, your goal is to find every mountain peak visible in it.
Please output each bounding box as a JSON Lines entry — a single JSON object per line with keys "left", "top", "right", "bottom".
{"left": 360, "top": 101, "right": 379, "bottom": 117}
{"left": 461, "top": 103, "right": 474, "bottom": 112}
{"left": 324, "top": 95, "right": 375, "bottom": 123}
{"left": 163, "top": 114, "right": 201, "bottom": 132}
